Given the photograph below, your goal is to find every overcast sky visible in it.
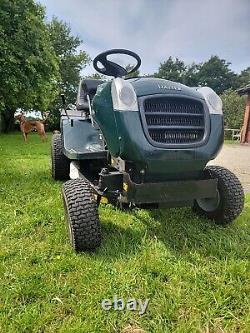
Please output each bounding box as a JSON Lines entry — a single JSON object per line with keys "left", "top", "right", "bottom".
{"left": 39, "top": 0, "right": 250, "bottom": 76}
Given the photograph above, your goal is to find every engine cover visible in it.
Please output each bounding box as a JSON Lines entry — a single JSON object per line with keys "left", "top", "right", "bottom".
{"left": 92, "top": 78, "right": 223, "bottom": 181}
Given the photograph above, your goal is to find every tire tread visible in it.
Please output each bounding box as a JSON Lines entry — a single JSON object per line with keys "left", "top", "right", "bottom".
{"left": 194, "top": 165, "right": 244, "bottom": 224}
{"left": 62, "top": 179, "right": 101, "bottom": 251}
{"left": 51, "top": 134, "right": 70, "bottom": 180}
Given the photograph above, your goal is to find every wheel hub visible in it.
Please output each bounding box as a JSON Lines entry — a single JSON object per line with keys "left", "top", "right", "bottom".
{"left": 196, "top": 190, "right": 220, "bottom": 212}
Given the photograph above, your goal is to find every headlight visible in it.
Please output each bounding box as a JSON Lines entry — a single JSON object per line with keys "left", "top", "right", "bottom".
{"left": 197, "top": 87, "right": 223, "bottom": 114}
{"left": 111, "top": 78, "right": 138, "bottom": 111}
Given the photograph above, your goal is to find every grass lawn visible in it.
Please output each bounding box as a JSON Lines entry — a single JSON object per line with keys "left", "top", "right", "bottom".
{"left": 224, "top": 140, "right": 240, "bottom": 145}
{"left": 0, "top": 133, "right": 249, "bottom": 333}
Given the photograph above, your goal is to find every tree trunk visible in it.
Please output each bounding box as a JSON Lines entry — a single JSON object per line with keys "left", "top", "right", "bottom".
{"left": 2, "top": 108, "right": 15, "bottom": 132}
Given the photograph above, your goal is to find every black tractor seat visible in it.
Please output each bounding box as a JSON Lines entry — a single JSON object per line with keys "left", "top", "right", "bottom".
{"left": 76, "top": 79, "right": 104, "bottom": 112}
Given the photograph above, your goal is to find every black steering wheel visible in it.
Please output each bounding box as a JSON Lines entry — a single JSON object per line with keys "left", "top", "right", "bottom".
{"left": 93, "top": 49, "right": 141, "bottom": 78}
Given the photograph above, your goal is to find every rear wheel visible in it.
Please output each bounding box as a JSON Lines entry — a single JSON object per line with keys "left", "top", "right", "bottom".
{"left": 51, "top": 133, "right": 70, "bottom": 180}
{"left": 193, "top": 166, "right": 244, "bottom": 225}
{"left": 62, "top": 179, "right": 101, "bottom": 251}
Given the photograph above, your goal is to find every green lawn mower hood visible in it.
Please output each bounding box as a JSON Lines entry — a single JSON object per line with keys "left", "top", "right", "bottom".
{"left": 92, "top": 77, "right": 224, "bottom": 181}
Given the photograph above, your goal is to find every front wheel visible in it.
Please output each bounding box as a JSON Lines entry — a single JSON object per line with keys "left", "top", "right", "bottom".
{"left": 193, "top": 166, "right": 244, "bottom": 225}
{"left": 62, "top": 179, "right": 101, "bottom": 251}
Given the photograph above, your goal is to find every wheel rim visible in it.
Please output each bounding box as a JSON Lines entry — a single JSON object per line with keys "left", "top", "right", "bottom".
{"left": 196, "top": 190, "right": 220, "bottom": 212}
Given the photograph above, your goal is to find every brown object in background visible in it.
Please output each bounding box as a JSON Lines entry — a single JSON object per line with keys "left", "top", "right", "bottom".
{"left": 237, "top": 86, "right": 250, "bottom": 144}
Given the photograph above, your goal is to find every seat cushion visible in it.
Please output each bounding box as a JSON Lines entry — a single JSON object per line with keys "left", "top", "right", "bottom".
{"left": 76, "top": 79, "right": 104, "bottom": 111}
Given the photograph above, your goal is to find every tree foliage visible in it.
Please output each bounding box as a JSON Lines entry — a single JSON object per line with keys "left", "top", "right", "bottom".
{"left": 221, "top": 89, "right": 245, "bottom": 130}
{"left": 125, "top": 64, "right": 140, "bottom": 79}
{"left": 46, "top": 18, "right": 90, "bottom": 129}
{"left": 0, "top": 0, "right": 59, "bottom": 131}
{"left": 155, "top": 57, "right": 187, "bottom": 83}
{"left": 155, "top": 55, "right": 246, "bottom": 94}
{"left": 48, "top": 17, "right": 90, "bottom": 102}
{"left": 83, "top": 72, "right": 106, "bottom": 80}
{"left": 197, "top": 56, "right": 238, "bottom": 94}
{"left": 238, "top": 67, "right": 250, "bottom": 88}
{"left": 182, "top": 63, "right": 201, "bottom": 86}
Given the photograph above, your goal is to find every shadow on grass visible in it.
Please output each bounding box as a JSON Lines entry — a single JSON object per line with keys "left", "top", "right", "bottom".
{"left": 97, "top": 220, "right": 145, "bottom": 258}
{"left": 96, "top": 204, "right": 249, "bottom": 261}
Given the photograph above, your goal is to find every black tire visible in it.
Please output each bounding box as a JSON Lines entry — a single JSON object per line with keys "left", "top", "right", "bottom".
{"left": 193, "top": 166, "right": 244, "bottom": 225}
{"left": 62, "top": 179, "right": 101, "bottom": 251}
{"left": 51, "top": 133, "right": 70, "bottom": 180}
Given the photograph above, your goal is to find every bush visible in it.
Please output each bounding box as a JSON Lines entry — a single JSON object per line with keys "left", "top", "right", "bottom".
{"left": 221, "top": 89, "right": 245, "bottom": 129}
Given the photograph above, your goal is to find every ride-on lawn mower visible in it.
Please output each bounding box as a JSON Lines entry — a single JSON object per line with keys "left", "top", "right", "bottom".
{"left": 51, "top": 49, "right": 244, "bottom": 252}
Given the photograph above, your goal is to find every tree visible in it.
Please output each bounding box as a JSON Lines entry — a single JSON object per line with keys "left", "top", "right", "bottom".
{"left": 84, "top": 73, "right": 106, "bottom": 80}
{"left": 238, "top": 67, "right": 250, "bottom": 88}
{"left": 125, "top": 64, "right": 140, "bottom": 79}
{"left": 182, "top": 63, "right": 201, "bottom": 87}
{"left": 154, "top": 55, "right": 249, "bottom": 93}
{"left": 221, "top": 89, "right": 245, "bottom": 130}
{"left": 197, "top": 56, "right": 238, "bottom": 94}
{"left": 47, "top": 18, "right": 90, "bottom": 129}
{"left": 155, "top": 57, "right": 187, "bottom": 83}
{"left": 0, "top": 0, "right": 59, "bottom": 131}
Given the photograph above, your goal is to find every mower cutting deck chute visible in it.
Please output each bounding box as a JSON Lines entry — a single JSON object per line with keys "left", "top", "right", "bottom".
{"left": 51, "top": 48, "right": 244, "bottom": 252}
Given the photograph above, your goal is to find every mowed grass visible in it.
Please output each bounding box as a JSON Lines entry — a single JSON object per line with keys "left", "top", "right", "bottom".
{"left": 0, "top": 132, "right": 249, "bottom": 333}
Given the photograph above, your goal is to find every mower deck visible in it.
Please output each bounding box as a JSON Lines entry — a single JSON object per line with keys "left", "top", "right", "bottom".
{"left": 70, "top": 161, "right": 218, "bottom": 208}
{"left": 121, "top": 174, "right": 218, "bottom": 206}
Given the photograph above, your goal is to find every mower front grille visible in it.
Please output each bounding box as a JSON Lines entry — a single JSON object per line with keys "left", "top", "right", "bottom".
{"left": 141, "top": 96, "right": 206, "bottom": 145}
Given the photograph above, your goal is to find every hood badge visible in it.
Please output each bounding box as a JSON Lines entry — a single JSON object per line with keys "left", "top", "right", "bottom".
{"left": 157, "top": 84, "right": 182, "bottom": 91}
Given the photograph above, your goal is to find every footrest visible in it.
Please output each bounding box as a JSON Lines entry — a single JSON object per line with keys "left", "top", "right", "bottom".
{"left": 61, "top": 118, "right": 107, "bottom": 160}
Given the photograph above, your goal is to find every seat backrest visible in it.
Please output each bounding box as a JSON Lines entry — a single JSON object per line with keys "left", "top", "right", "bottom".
{"left": 76, "top": 79, "right": 104, "bottom": 111}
